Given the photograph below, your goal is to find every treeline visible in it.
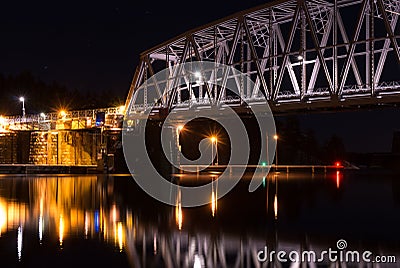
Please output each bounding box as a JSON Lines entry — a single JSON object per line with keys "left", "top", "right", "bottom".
{"left": 0, "top": 71, "right": 126, "bottom": 116}
{"left": 276, "top": 117, "right": 346, "bottom": 164}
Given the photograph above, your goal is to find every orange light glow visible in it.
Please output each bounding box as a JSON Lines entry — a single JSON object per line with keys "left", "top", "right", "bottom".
{"left": 59, "top": 110, "right": 67, "bottom": 117}
{"left": 273, "top": 134, "right": 278, "bottom": 140}
{"left": 211, "top": 190, "right": 217, "bottom": 217}
{"left": 118, "top": 105, "right": 125, "bottom": 114}
{"left": 175, "top": 204, "right": 182, "bottom": 230}
{"left": 59, "top": 214, "right": 64, "bottom": 246}
{"left": 0, "top": 200, "right": 6, "bottom": 236}
{"left": 117, "top": 222, "right": 124, "bottom": 251}
{"left": 175, "top": 190, "right": 183, "bottom": 230}
{"left": 274, "top": 194, "right": 278, "bottom": 219}
{"left": 336, "top": 170, "right": 341, "bottom": 189}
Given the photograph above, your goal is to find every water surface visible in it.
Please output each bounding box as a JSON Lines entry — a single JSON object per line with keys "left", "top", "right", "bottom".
{"left": 0, "top": 171, "right": 399, "bottom": 267}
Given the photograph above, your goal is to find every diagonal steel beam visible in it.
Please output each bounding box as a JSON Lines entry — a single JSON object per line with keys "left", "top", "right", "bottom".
{"left": 252, "top": 42, "right": 270, "bottom": 99}
{"left": 168, "top": 38, "right": 190, "bottom": 109}
{"left": 125, "top": 59, "right": 145, "bottom": 109}
{"left": 377, "top": 0, "right": 400, "bottom": 64}
{"left": 144, "top": 55, "right": 162, "bottom": 99}
{"left": 302, "top": 1, "right": 334, "bottom": 96}
{"left": 189, "top": 36, "right": 215, "bottom": 105}
{"left": 375, "top": 14, "right": 398, "bottom": 86}
{"left": 338, "top": 0, "right": 368, "bottom": 96}
{"left": 273, "top": 5, "right": 301, "bottom": 101}
{"left": 218, "top": 21, "right": 242, "bottom": 103}
{"left": 308, "top": 11, "right": 333, "bottom": 92}
{"left": 222, "top": 43, "right": 242, "bottom": 97}
{"left": 243, "top": 17, "right": 270, "bottom": 100}
{"left": 337, "top": 12, "right": 363, "bottom": 88}
{"left": 275, "top": 24, "right": 300, "bottom": 96}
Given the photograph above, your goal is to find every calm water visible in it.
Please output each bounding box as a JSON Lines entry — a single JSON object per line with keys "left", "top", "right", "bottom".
{"left": 0, "top": 171, "right": 399, "bottom": 267}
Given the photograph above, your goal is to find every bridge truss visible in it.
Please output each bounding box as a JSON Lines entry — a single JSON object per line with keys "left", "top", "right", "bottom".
{"left": 126, "top": 0, "right": 400, "bottom": 114}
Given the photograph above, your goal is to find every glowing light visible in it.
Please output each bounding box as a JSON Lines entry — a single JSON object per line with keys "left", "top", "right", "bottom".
{"left": 94, "top": 210, "right": 100, "bottom": 233}
{"left": 274, "top": 194, "right": 278, "bottom": 219}
{"left": 210, "top": 136, "right": 217, "bottom": 143}
{"left": 175, "top": 190, "right": 183, "bottom": 230}
{"left": 59, "top": 214, "right": 64, "bottom": 246}
{"left": 19, "top": 97, "right": 25, "bottom": 102}
{"left": 273, "top": 134, "right": 278, "bottom": 140}
{"left": 175, "top": 204, "right": 183, "bottom": 230}
{"left": 112, "top": 205, "right": 117, "bottom": 223}
{"left": 262, "top": 162, "right": 267, "bottom": 166}
{"left": 335, "top": 161, "right": 341, "bottom": 167}
{"left": 211, "top": 189, "right": 217, "bottom": 217}
{"left": 17, "top": 226, "right": 23, "bottom": 261}
{"left": 153, "top": 234, "right": 157, "bottom": 255}
{"left": 40, "top": 112, "right": 46, "bottom": 118}
{"left": 0, "top": 116, "right": 5, "bottom": 125}
{"left": 0, "top": 201, "right": 6, "bottom": 236}
{"left": 84, "top": 212, "right": 89, "bottom": 237}
{"left": 39, "top": 198, "right": 43, "bottom": 243}
{"left": 336, "top": 170, "right": 341, "bottom": 189}
{"left": 194, "top": 71, "right": 201, "bottom": 78}
{"left": 118, "top": 105, "right": 125, "bottom": 114}
{"left": 177, "top": 124, "right": 184, "bottom": 132}
{"left": 117, "top": 222, "right": 124, "bottom": 252}
{"left": 38, "top": 216, "right": 43, "bottom": 243}
{"left": 194, "top": 254, "right": 202, "bottom": 268}
{"left": 297, "top": 55, "right": 304, "bottom": 61}
{"left": 59, "top": 110, "right": 67, "bottom": 118}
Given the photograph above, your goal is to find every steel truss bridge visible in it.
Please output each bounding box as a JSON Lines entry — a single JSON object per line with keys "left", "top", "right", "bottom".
{"left": 126, "top": 0, "right": 400, "bottom": 115}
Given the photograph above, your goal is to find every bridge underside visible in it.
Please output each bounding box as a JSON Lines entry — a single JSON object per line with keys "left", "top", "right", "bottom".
{"left": 126, "top": 0, "right": 400, "bottom": 116}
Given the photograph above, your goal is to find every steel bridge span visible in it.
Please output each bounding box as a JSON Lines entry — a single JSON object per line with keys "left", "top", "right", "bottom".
{"left": 126, "top": 0, "right": 400, "bottom": 116}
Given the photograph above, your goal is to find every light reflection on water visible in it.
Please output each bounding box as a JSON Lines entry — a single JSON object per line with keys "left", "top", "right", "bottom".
{"left": 0, "top": 172, "right": 399, "bottom": 267}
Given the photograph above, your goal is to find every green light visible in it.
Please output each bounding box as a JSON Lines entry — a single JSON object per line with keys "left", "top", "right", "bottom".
{"left": 262, "top": 162, "right": 267, "bottom": 167}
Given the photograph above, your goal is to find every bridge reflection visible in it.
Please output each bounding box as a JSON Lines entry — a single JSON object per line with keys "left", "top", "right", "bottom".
{"left": 0, "top": 174, "right": 398, "bottom": 267}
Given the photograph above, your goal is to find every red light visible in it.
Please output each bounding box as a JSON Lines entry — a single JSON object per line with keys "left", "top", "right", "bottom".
{"left": 335, "top": 161, "right": 341, "bottom": 167}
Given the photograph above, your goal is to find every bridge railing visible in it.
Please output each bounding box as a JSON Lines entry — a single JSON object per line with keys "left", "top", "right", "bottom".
{"left": 0, "top": 106, "right": 125, "bottom": 131}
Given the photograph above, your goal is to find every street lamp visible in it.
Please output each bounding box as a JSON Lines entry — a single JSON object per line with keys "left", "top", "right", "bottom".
{"left": 19, "top": 97, "right": 25, "bottom": 117}
{"left": 210, "top": 136, "right": 218, "bottom": 165}
{"left": 176, "top": 125, "right": 185, "bottom": 167}
{"left": 273, "top": 134, "right": 279, "bottom": 169}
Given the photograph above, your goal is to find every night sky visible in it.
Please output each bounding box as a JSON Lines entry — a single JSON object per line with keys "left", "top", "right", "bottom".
{"left": 1, "top": 0, "right": 400, "bottom": 153}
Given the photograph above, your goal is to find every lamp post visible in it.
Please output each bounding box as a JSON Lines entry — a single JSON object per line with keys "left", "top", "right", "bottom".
{"left": 176, "top": 125, "right": 184, "bottom": 167}
{"left": 19, "top": 97, "right": 25, "bottom": 117}
{"left": 273, "top": 134, "right": 278, "bottom": 170}
{"left": 210, "top": 136, "right": 218, "bottom": 165}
